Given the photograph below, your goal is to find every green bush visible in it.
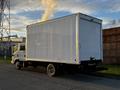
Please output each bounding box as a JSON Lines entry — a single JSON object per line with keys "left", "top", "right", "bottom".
{"left": 0, "top": 56, "right": 11, "bottom": 64}
{"left": 100, "top": 65, "right": 120, "bottom": 75}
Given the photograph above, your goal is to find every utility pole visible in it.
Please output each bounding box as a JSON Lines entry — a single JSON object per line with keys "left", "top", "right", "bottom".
{"left": 0, "top": 0, "right": 11, "bottom": 61}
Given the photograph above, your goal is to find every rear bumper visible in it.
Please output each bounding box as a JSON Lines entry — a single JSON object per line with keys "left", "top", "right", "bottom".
{"left": 80, "top": 60, "right": 102, "bottom": 66}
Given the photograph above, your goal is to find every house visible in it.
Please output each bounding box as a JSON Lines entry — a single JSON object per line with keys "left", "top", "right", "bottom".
{"left": 0, "top": 37, "right": 25, "bottom": 57}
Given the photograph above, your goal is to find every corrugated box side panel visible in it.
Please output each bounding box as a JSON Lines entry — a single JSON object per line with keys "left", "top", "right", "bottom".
{"left": 103, "top": 29, "right": 117, "bottom": 36}
{"left": 26, "top": 14, "right": 77, "bottom": 64}
{"left": 103, "top": 57, "right": 111, "bottom": 64}
{"left": 117, "top": 42, "right": 120, "bottom": 48}
{"left": 116, "top": 27, "right": 120, "bottom": 34}
{"left": 103, "top": 27, "right": 120, "bottom": 64}
{"left": 103, "top": 57, "right": 117, "bottom": 64}
{"left": 103, "top": 43, "right": 111, "bottom": 50}
{"left": 105, "top": 43, "right": 117, "bottom": 50}
{"left": 103, "top": 35, "right": 117, "bottom": 43}
{"left": 116, "top": 35, "right": 120, "bottom": 42}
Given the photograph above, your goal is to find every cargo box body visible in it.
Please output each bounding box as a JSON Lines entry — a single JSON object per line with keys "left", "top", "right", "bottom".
{"left": 26, "top": 13, "right": 102, "bottom": 65}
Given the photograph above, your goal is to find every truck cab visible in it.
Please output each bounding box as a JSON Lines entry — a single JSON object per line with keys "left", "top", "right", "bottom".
{"left": 11, "top": 43, "right": 25, "bottom": 64}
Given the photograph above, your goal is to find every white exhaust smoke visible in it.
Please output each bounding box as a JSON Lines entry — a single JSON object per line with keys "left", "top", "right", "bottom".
{"left": 40, "top": 0, "right": 57, "bottom": 22}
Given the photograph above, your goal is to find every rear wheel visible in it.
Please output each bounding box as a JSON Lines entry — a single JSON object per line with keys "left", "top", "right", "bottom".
{"left": 47, "top": 64, "right": 56, "bottom": 77}
{"left": 15, "top": 61, "right": 22, "bottom": 70}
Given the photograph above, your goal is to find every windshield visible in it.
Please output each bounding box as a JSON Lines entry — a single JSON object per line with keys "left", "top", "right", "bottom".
{"left": 13, "top": 45, "right": 18, "bottom": 53}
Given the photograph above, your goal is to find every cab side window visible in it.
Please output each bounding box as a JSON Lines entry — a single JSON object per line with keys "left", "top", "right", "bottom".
{"left": 20, "top": 46, "right": 25, "bottom": 51}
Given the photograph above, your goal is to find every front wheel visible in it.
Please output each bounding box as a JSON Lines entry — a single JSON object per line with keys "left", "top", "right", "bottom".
{"left": 15, "top": 61, "right": 22, "bottom": 70}
{"left": 47, "top": 64, "right": 56, "bottom": 77}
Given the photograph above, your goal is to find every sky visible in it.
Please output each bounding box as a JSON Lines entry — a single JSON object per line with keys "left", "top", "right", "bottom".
{"left": 7, "top": 0, "right": 120, "bottom": 37}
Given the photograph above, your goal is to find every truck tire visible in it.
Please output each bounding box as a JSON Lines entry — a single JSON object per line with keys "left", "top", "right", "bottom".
{"left": 16, "top": 61, "right": 22, "bottom": 70}
{"left": 47, "top": 64, "right": 56, "bottom": 77}
{"left": 23, "top": 61, "right": 28, "bottom": 68}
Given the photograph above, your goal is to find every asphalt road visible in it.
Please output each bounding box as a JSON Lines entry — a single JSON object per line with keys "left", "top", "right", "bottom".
{"left": 0, "top": 64, "right": 120, "bottom": 90}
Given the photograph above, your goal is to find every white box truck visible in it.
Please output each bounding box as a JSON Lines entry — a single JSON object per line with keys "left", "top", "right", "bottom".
{"left": 11, "top": 13, "right": 102, "bottom": 76}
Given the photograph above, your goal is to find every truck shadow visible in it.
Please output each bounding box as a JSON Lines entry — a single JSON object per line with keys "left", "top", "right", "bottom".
{"left": 58, "top": 72, "right": 120, "bottom": 89}
{"left": 22, "top": 66, "right": 120, "bottom": 89}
